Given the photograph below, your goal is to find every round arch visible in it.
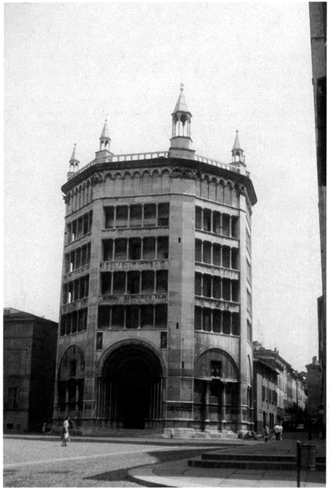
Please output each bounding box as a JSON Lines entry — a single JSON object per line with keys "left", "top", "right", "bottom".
{"left": 194, "top": 348, "right": 239, "bottom": 382}
{"left": 97, "top": 340, "right": 165, "bottom": 429}
{"left": 57, "top": 345, "right": 85, "bottom": 417}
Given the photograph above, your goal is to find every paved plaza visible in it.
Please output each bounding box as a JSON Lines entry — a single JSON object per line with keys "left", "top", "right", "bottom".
{"left": 3, "top": 434, "right": 226, "bottom": 487}
{"left": 3, "top": 434, "right": 326, "bottom": 487}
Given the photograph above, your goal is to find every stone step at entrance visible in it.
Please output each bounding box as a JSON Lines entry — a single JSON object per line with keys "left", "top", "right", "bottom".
{"left": 188, "top": 453, "right": 326, "bottom": 471}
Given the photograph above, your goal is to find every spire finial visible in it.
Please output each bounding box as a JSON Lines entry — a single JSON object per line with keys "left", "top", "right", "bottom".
{"left": 180, "top": 83, "right": 184, "bottom": 92}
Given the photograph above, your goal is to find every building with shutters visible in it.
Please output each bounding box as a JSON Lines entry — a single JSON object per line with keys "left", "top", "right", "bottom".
{"left": 53, "top": 87, "right": 257, "bottom": 435}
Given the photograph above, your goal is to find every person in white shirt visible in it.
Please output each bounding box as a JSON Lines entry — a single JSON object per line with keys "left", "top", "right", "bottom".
{"left": 62, "top": 417, "right": 69, "bottom": 447}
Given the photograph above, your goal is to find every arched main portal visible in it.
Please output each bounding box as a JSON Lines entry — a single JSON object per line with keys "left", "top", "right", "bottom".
{"left": 98, "top": 341, "right": 164, "bottom": 429}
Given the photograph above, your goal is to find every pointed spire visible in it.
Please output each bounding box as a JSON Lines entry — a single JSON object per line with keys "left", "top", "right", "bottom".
{"left": 68, "top": 143, "right": 79, "bottom": 177}
{"left": 100, "top": 119, "right": 110, "bottom": 141}
{"left": 232, "top": 130, "right": 243, "bottom": 151}
{"left": 173, "top": 83, "right": 191, "bottom": 115}
{"left": 169, "top": 85, "right": 195, "bottom": 159}
{"left": 231, "top": 130, "right": 245, "bottom": 165}
{"left": 99, "top": 118, "right": 111, "bottom": 152}
{"left": 69, "top": 143, "right": 79, "bottom": 164}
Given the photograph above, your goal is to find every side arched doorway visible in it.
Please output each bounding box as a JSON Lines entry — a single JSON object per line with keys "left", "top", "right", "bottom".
{"left": 194, "top": 348, "right": 239, "bottom": 431}
{"left": 97, "top": 341, "right": 164, "bottom": 429}
{"left": 57, "top": 345, "right": 85, "bottom": 419}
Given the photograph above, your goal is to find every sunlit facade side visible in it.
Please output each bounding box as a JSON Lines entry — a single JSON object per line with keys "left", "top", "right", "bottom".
{"left": 53, "top": 89, "right": 257, "bottom": 435}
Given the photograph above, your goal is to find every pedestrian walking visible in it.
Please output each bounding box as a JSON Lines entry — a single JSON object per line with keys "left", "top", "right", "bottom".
{"left": 274, "top": 422, "right": 282, "bottom": 441}
{"left": 67, "top": 417, "right": 74, "bottom": 442}
{"left": 279, "top": 422, "right": 283, "bottom": 440}
{"left": 263, "top": 425, "right": 270, "bottom": 442}
{"left": 62, "top": 417, "right": 69, "bottom": 447}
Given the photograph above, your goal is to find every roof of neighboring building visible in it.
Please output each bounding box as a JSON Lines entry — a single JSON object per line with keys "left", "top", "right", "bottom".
{"left": 253, "top": 357, "right": 279, "bottom": 375}
{"left": 3, "top": 308, "right": 58, "bottom": 325}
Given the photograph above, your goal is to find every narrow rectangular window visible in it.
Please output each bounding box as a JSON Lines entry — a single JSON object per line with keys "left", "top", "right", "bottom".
{"left": 126, "top": 306, "right": 139, "bottom": 329}
{"left": 158, "top": 203, "right": 169, "bottom": 226}
{"left": 141, "top": 271, "right": 154, "bottom": 293}
{"left": 130, "top": 204, "right": 142, "bottom": 227}
{"left": 203, "top": 209, "right": 212, "bottom": 231}
{"left": 203, "top": 275, "right": 212, "bottom": 297}
{"left": 203, "top": 242, "right": 211, "bottom": 264}
{"left": 232, "top": 281, "right": 239, "bottom": 302}
{"left": 232, "top": 313, "right": 240, "bottom": 336}
{"left": 96, "top": 332, "right": 103, "bottom": 350}
{"left": 195, "top": 306, "right": 202, "bottom": 330}
{"left": 211, "top": 361, "right": 221, "bottom": 377}
{"left": 157, "top": 237, "right": 169, "bottom": 259}
{"left": 161, "top": 331, "right": 167, "bottom": 349}
{"left": 156, "top": 270, "right": 168, "bottom": 293}
{"left": 101, "top": 273, "right": 112, "bottom": 295}
{"left": 155, "top": 304, "right": 167, "bottom": 328}
{"left": 195, "top": 239, "right": 202, "bottom": 262}
{"left": 116, "top": 206, "right": 128, "bottom": 228}
{"left": 144, "top": 204, "right": 156, "bottom": 226}
{"left": 195, "top": 207, "right": 202, "bottom": 229}
{"left": 105, "top": 207, "right": 114, "bottom": 228}
{"left": 213, "top": 277, "right": 221, "bottom": 299}
{"left": 97, "top": 305, "right": 110, "bottom": 329}
{"left": 72, "top": 311, "right": 77, "bottom": 333}
{"left": 223, "top": 311, "right": 231, "bottom": 334}
{"left": 232, "top": 216, "right": 239, "bottom": 238}
{"left": 111, "top": 306, "right": 125, "bottom": 329}
{"left": 141, "top": 305, "right": 154, "bottom": 328}
{"left": 81, "top": 245, "right": 87, "bottom": 265}
{"left": 222, "top": 214, "right": 230, "bottom": 236}
{"left": 80, "top": 276, "right": 86, "bottom": 298}
{"left": 114, "top": 238, "right": 127, "bottom": 261}
{"left": 127, "top": 271, "right": 140, "bottom": 294}
{"left": 213, "top": 211, "right": 221, "bottom": 234}
{"left": 213, "top": 309, "right": 221, "bottom": 333}
{"left": 113, "top": 271, "right": 126, "bottom": 294}
{"left": 77, "top": 217, "right": 83, "bottom": 238}
{"left": 76, "top": 248, "right": 81, "bottom": 269}
{"left": 232, "top": 248, "right": 239, "bottom": 270}
{"left": 83, "top": 214, "right": 89, "bottom": 235}
{"left": 78, "top": 310, "right": 84, "bottom": 332}
{"left": 222, "top": 278, "right": 231, "bottom": 300}
{"left": 103, "top": 240, "right": 113, "bottom": 261}
{"left": 7, "top": 388, "right": 18, "bottom": 409}
{"left": 129, "top": 238, "right": 141, "bottom": 260}
{"left": 222, "top": 246, "right": 230, "bottom": 268}
{"left": 203, "top": 309, "right": 211, "bottom": 332}
{"left": 195, "top": 273, "right": 202, "bottom": 296}
{"left": 143, "top": 237, "right": 155, "bottom": 259}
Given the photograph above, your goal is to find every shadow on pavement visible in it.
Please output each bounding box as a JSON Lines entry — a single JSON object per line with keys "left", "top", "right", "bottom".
{"left": 83, "top": 448, "right": 209, "bottom": 482}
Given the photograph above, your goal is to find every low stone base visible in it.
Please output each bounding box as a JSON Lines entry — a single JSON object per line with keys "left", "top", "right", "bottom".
{"left": 163, "top": 428, "right": 238, "bottom": 440}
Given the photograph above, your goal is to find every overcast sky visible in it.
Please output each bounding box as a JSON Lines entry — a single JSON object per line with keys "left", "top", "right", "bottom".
{"left": 4, "top": 2, "right": 321, "bottom": 372}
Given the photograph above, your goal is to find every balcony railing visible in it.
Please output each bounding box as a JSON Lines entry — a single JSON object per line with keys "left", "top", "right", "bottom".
{"left": 69, "top": 151, "right": 240, "bottom": 180}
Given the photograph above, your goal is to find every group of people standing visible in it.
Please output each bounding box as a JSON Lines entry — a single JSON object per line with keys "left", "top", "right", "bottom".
{"left": 264, "top": 422, "right": 283, "bottom": 442}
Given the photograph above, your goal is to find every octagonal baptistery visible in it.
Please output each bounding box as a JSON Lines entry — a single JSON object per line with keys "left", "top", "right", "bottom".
{"left": 53, "top": 87, "right": 257, "bottom": 436}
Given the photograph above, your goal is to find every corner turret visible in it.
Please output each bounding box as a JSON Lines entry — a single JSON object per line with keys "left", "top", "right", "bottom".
{"left": 67, "top": 144, "right": 79, "bottom": 180}
{"left": 169, "top": 85, "right": 195, "bottom": 159}
{"left": 95, "top": 119, "right": 113, "bottom": 163}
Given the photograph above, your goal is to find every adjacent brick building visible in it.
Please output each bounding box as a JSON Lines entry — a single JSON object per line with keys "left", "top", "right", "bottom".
{"left": 253, "top": 342, "right": 307, "bottom": 432}
{"left": 3, "top": 308, "right": 58, "bottom": 433}
{"left": 53, "top": 88, "right": 257, "bottom": 435}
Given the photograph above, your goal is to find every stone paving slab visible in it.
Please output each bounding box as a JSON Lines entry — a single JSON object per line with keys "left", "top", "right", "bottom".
{"left": 129, "top": 459, "right": 326, "bottom": 488}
